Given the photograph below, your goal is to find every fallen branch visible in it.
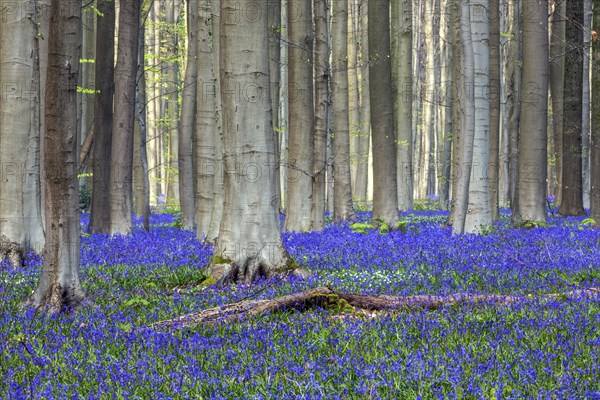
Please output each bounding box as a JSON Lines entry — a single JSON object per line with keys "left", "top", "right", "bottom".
{"left": 149, "top": 286, "right": 600, "bottom": 330}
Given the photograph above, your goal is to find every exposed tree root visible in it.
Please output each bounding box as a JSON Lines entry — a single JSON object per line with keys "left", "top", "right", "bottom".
{"left": 150, "top": 286, "right": 600, "bottom": 330}
{"left": 0, "top": 239, "right": 23, "bottom": 269}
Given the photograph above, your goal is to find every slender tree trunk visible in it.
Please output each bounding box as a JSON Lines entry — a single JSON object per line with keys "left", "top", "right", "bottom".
{"left": 110, "top": 0, "right": 141, "bottom": 235}
{"left": 488, "top": 0, "right": 500, "bottom": 220}
{"left": 559, "top": 0, "right": 585, "bottom": 216}
{"left": 133, "top": 5, "right": 151, "bottom": 231}
{"left": 90, "top": 0, "right": 115, "bottom": 234}
{"left": 355, "top": 0, "right": 370, "bottom": 206}
{"left": 332, "top": 0, "right": 355, "bottom": 222}
{"left": 506, "top": 0, "right": 521, "bottom": 206}
{"left": 206, "top": 2, "right": 224, "bottom": 243}
{"left": 512, "top": 0, "right": 548, "bottom": 225}
{"left": 591, "top": 0, "right": 600, "bottom": 224}
{"left": 284, "top": 0, "right": 314, "bottom": 232}
{"left": 392, "top": 0, "right": 414, "bottom": 211}
{"left": 211, "top": 0, "right": 299, "bottom": 284}
{"left": 269, "top": 0, "right": 283, "bottom": 213}
{"left": 583, "top": 0, "right": 593, "bottom": 209}
{"left": 28, "top": 0, "right": 85, "bottom": 312}
{"left": 451, "top": 0, "right": 475, "bottom": 234}
{"left": 369, "top": 0, "right": 398, "bottom": 227}
{"left": 311, "top": 0, "right": 329, "bottom": 230}
{"left": 178, "top": 0, "right": 199, "bottom": 229}
{"left": 438, "top": 0, "right": 452, "bottom": 210}
{"left": 165, "top": 1, "right": 181, "bottom": 206}
{"left": 550, "top": 0, "right": 565, "bottom": 205}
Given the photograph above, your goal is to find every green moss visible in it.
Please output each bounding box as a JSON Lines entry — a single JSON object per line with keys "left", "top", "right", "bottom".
{"left": 272, "top": 257, "right": 299, "bottom": 274}
{"left": 211, "top": 254, "right": 233, "bottom": 265}
{"left": 311, "top": 293, "right": 355, "bottom": 313}
{"left": 200, "top": 276, "right": 216, "bottom": 286}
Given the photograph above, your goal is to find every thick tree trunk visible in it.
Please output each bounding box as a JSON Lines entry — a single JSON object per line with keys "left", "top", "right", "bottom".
{"left": 28, "top": 0, "right": 85, "bottom": 313}
{"left": 311, "top": 0, "right": 329, "bottom": 231}
{"left": 178, "top": 0, "right": 199, "bottom": 230}
{"left": 558, "top": 0, "right": 585, "bottom": 216}
{"left": 0, "top": 0, "right": 46, "bottom": 254}
{"left": 210, "top": 0, "right": 300, "bottom": 283}
{"left": 332, "top": 0, "right": 355, "bottom": 223}
{"left": 90, "top": 0, "right": 115, "bottom": 234}
{"left": 512, "top": 0, "right": 548, "bottom": 225}
{"left": 195, "top": 0, "right": 216, "bottom": 240}
{"left": 284, "top": 0, "right": 314, "bottom": 232}
{"left": 369, "top": 0, "right": 398, "bottom": 227}
{"left": 354, "top": 0, "right": 370, "bottom": 207}
{"left": 206, "top": 4, "right": 224, "bottom": 243}
{"left": 109, "top": 0, "right": 141, "bottom": 235}
{"left": 464, "top": 0, "right": 492, "bottom": 233}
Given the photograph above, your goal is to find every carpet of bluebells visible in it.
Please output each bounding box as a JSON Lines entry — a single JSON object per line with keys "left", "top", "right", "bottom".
{"left": 1, "top": 209, "right": 600, "bottom": 399}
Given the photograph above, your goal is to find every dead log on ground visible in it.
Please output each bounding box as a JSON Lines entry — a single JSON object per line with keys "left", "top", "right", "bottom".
{"left": 149, "top": 286, "right": 600, "bottom": 330}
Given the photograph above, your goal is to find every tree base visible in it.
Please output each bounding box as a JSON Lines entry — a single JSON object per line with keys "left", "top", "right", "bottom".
{"left": 24, "top": 282, "right": 87, "bottom": 314}
{"left": 0, "top": 239, "right": 23, "bottom": 269}
{"left": 208, "top": 255, "right": 310, "bottom": 284}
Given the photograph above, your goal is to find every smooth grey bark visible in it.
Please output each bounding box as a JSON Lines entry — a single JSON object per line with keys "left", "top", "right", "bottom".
{"left": 451, "top": 0, "right": 476, "bottom": 235}
{"left": 550, "top": 0, "right": 565, "bottom": 205}
{"left": 392, "top": 0, "right": 414, "bottom": 211}
{"left": 506, "top": 0, "right": 521, "bottom": 205}
{"left": 165, "top": 0, "right": 181, "bottom": 205}
{"left": 0, "top": 0, "right": 46, "bottom": 256}
{"left": 354, "top": 0, "right": 370, "bottom": 207}
{"left": 284, "top": 0, "right": 314, "bottom": 232}
{"left": 369, "top": 0, "right": 398, "bottom": 227}
{"left": 178, "top": 0, "right": 199, "bottom": 229}
{"left": 591, "top": 0, "right": 600, "bottom": 224}
{"left": 28, "top": 0, "right": 85, "bottom": 312}
{"left": 90, "top": 0, "right": 115, "bottom": 234}
{"left": 332, "top": 0, "right": 355, "bottom": 222}
{"left": 195, "top": 0, "right": 216, "bottom": 240}
{"left": 311, "top": 0, "right": 329, "bottom": 230}
{"left": 206, "top": 3, "right": 224, "bottom": 243}
{"left": 512, "top": 0, "right": 548, "bottom": 225}
{"left": 269, "top": 0, "right": 283, "bottom": 213}
{"left": 438, "top": 0, "right": 452, "bottom": 210}
{"left": 558, "top": 0, "right": 585, "bottom": 216}
{"left": 488, "top": 0, "right": 500, "bottom": 220}
{"left": 582, "top": 0, "right": 592, "bottom": 209}
{"left": 464, "top": 0, "right": 492, "bottom": 233}
{"left": 109, "top": 0, "right": 141, "bottom": 235}
{"left": 133, "top": 6, "right": 151, "bottom": 231}
{"left": 211, "top": 0, "right": 298, "bottom": 283}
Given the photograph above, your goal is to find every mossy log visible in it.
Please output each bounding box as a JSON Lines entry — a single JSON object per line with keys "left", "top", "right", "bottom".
{"left": 150, "top": 286, "right": 600, "bottom": 330}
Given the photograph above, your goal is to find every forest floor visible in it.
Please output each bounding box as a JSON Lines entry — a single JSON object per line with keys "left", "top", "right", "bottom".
{"left": 1, "top": 208, "right": 600, "bottom": 399}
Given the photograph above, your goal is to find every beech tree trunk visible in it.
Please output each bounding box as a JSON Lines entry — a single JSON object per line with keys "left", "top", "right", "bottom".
{"left": 195, "top": 0, "right": 216, "bottom": 240}
{"left": 369, "top": 0, "right": 398, "bottom": 227}
{"left": 284, "top": 0, "right": 314, "bottom": 232}
{"left": 512, "top": 0, "right": 548, "bottom": 225}
{"left": 488, "top": 0, "right": 500, "bottom": 220}
{"left": 311, "top": 0, "right": 329, "bottom": 230}
{"left": 28, "top": 0, "right": 85, "bottom": 312}
{"left": 178, "top": 0, "right": 199, "bottom": 230}
{"left": 210, "top": 0, "right": 299, "bottom": 283}
{"left": 0, "top": 0, "right": 46, "bottom": 256}
{"left": 558, "top": 0, "right": 585, "bottom": 216}
{"left": 550, "top": 0, "right": 565, "bottom": 206}
{"left": 90, "top": 0, "right": 115, "bottom": 234}
{"left": 591, "top": 0, "right": 600, "bottom": 225}
{"left": 109, "top": 0, "right": 141, "bottom": 235}
{"left": 332, "top": 0, "right": 355, "bottom": 222}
